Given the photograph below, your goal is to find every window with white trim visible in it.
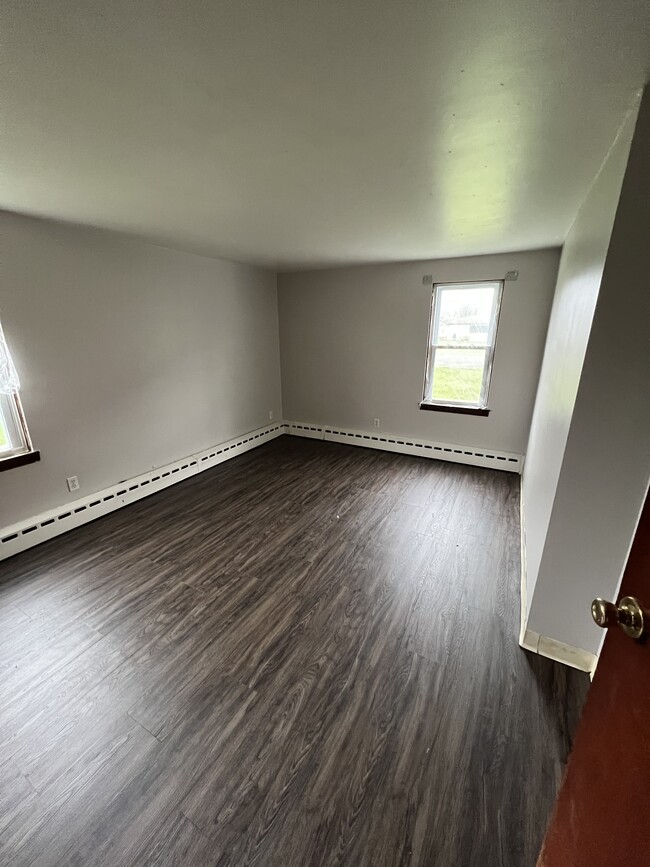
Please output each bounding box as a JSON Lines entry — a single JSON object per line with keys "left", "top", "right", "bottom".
{"left": 0, "top": 319, "right": 35, "bottom": 467}
{"left": 0, "top": 392, "right": 31, "bottom": 457}
{"left": 421, "top": 280, "right": 503, "bottom": 413}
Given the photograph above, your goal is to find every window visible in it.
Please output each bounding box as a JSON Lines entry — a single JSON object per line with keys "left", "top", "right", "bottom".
{"left": 0, "top": 392, "right": 32, "bottom": 456}
{"left": 421, "top": 280, "right": 503, "bottom": 414}
{"left": 0, "top": 320, "right": 38, "bottom": 470}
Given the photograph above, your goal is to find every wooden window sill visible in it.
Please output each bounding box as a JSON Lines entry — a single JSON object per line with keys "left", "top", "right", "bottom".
{"left": 0, "top": 450, "right": 41, "bottom": 472}
{"left": 419, "top": 403, "right": 490, "bottom": 417}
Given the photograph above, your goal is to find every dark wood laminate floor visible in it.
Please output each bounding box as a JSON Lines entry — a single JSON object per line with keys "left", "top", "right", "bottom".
{"left": 0, "top": 437, "right": 589, "bottom": 867}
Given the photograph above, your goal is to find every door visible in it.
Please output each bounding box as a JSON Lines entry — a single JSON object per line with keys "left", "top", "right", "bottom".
{"left": 537, "top": 492, "right": 650, "bottom": 866}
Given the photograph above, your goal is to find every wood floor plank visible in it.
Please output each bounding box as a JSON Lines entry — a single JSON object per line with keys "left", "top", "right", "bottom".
{"left": 0, "top": 759, "right": 37, "bottom": 844}
{"left": 127, "top": 810, "right": 215, "bottom": 867}
{"left": 26, "top": 679, "right": 256, "bottom": 867}
{"left": 11, "top": 723, "right": 163, "bottom": 867}
{"left": 0, "top": 437, "right": 589, "bottom": 866}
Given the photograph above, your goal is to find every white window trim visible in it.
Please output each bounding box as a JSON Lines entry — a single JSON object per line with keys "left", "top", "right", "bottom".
{"left": 421, "top": 279, "right": 504, "bottom": 412}
{"left": 0, "top": 392, "right": 33, "bottom": 459}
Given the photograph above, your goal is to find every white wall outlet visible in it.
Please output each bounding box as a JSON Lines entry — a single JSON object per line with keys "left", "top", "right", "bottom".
{"left": 268, "top": 410, "right": 274, "bottom": 420}
{"left": 66, "top": 475, "right": 80, "bottom": 493}
{"left": 373, "top": 418, "right": 380, "bottom": 428}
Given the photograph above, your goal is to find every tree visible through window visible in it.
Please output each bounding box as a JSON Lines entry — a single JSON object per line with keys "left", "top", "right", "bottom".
{"left": 422, "top": 281, "right": 503, "bottom": 410}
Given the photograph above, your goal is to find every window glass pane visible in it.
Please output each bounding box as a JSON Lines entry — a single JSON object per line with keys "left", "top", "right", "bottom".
{"left": 0, "top": 410, "right": 9, "bottom": 451}
{"left": 0, "top": 394, "right": 28, "bottom": 455}
{"left": 430, "top": 347, "right": 486, "bottom": 403}
{"left": 423, "top": 280, "right": 502, "bottom": 408}
{"left": 435, "top": 284, "right": 496, "bottom": 348}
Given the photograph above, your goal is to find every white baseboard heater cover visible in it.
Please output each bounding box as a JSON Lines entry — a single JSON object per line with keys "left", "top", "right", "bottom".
{"left": 285, "top": 421, "right": 523, "bottom": 473}
{"left": 0, "top": 423, "right": 284, "bottom": 562}
{"left": 0, "top": 419, "right": 523, "bottom": 562}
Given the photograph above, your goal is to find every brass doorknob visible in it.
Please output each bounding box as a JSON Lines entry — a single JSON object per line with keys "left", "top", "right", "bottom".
{"left": 591, "top": 596, "right": 646, "bottom": 639}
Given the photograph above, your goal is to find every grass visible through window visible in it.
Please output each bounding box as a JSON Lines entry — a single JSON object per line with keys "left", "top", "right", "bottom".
{"left": 431, "top": 366, "right": 483, "bottom": 403}
{"left": 0, "top": 403, "right": 10, "bottom": 450}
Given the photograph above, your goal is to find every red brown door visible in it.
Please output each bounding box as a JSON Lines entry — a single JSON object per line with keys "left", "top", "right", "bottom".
{"left": 537, "top": 493, "right": 650, "bottom": 867}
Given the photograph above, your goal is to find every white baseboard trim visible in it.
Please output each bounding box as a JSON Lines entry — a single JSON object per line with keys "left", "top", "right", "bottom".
{"left": 285, "top": 421, "right": 524, "bottom": 473}
{"left": 520, "top": 627, "right": 540, "bottom": 655}
{"left": 519, "top": 485, "right": 528, "bottom": 646}
{"left": 518, "top": 484, "right": 597, "bottom": 675}
{"left": 1, "top": 418, "right": 521, "bottom": 562}
{"left": 4, "top": 419, "right": 597, "bottom": 676}
{"left": 0, "top": 422, "right": 284, "bottom": 562}
{"left": 519, "top": 628, "right": 596, "bottom": 674}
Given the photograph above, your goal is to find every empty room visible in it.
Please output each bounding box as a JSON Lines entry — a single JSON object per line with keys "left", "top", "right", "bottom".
{"left": 1, "top": 1, "right": 648, "bottom": 865}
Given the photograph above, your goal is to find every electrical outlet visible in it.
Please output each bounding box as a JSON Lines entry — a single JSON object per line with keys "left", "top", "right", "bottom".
{"left": 373, "top": 418, "right": 380, "bottom": 429}
{"left": 66, "top": 475, "right": 80, "bottom": 493}
{"left": 268, "top": 410, "right": 274, "bottom": 420}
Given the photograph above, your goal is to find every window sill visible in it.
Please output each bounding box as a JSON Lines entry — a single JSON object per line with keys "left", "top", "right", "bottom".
{"left": 0, "top": 450, "right": 41, "bottom": 472}
{"left": 419, "top": 403, "right": 490, "bottom": 417}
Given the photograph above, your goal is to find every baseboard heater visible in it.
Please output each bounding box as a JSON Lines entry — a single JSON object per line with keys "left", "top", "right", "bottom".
{"left": 0, "top": 419, "right": 523, "bottom": 562}
{"left": 285, "top": 421, "right": 524, "bottom": 473}
{"left": 0, "top": 422, "right": 284, "bottom": 562}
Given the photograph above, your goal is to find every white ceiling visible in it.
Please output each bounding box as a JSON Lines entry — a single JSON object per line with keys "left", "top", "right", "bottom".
{"left": 1, "top": 0, "right": 648, "bottom": 269}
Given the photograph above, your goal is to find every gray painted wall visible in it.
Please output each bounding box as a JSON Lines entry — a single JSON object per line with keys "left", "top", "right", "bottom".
{"left": 0, "top": 213, "right": 282, "bottom": 527}
{"left": 522, "top": 109, "right": 637, "bottom": 615}
{"left": 524, "top": 92, "right": 649, "bottom": 654}
{"left": 278, "top": 250, "right": 559, "bottom": 456}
